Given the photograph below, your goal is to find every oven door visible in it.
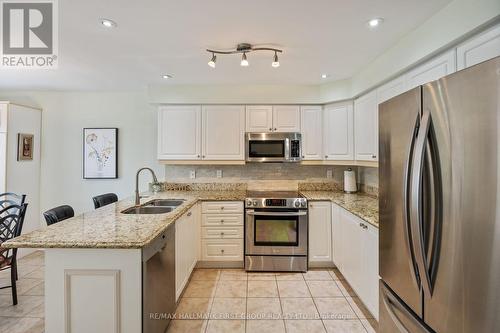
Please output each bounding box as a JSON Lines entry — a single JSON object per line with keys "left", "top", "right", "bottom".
{"left": 246, "top": 138, "right": 289, "bottom": 162}
{"left": 245, "top": 209, "right": 308, "bottom": 256}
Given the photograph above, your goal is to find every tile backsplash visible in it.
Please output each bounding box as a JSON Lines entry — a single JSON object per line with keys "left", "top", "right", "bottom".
{"left": 164, "top": 164, "right": 378, "bottom": 196}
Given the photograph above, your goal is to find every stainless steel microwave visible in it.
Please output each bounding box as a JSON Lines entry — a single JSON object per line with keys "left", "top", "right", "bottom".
{"left": 245, "top": 132, "right": 302, "bottom": 162}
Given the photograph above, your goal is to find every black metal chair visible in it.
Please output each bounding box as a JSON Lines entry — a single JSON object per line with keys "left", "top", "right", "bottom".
{"left": 43, "top": 205, "right": 74, "bottom": 226}
{"left": 0, "top": 193, "right": 26, "bottom": 212}
{"left": 92, "top": 193, "right": 118, "bottom": 209}
{"left": 0, "top": 203, "right": 28, "bottom": 305}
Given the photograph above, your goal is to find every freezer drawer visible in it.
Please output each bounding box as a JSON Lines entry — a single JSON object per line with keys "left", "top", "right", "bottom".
{"left": 380, "top": 281, "right": 432, "bottom": 333}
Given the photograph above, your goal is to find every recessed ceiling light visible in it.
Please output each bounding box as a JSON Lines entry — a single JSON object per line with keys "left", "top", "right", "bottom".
{"left": 162, "top": 74, "right": 173, "bottom": 79}
{"left": 321, "top": 74, "right": 328, "bottom": 79}
{"left": 367, "top": 18, "right": 384, "bottom": 28}
{"left": 100, "top": 18, "right": 117, "bottom": 28}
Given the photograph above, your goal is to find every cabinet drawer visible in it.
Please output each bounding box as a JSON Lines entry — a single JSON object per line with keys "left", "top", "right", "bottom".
{"left": 201, "top": 201, "right": 243, "bottom": 214}
{"left": 202, "top": 214, "right": 243, "bottom": 226}
{"left": 201, "top": 239, "right": 243, "bottom": 261}
{"left": 202, "top": 226, "right": 243, "bottom": 239}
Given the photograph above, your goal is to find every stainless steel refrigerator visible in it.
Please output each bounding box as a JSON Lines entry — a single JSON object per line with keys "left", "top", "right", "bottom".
{"left": 379, "top": 56, "right": 500, "bottom": 333}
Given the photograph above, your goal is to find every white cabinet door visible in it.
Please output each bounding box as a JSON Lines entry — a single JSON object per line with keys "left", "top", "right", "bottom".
{"left": 272, "top": 105, "right": 301, "bottom": 132}
{"left": 354, "top": 91, "right": 378, "bottom": 161}
{"left": 324, "top": 103, "right": 354, "bottom": 160}
{"left": 202, "top": 105, "right": 245, "bottom": 160}
{"left": 308, "top": 201, "right": 332, "bottom": 263}
{"left": 158, "top": 105, "right": 201, "bottom": 160}
{"left": 246, "top": 105, "right": 273, "bottom": 132}
{"left": 363, "top": 223, "right": 379, "bottom": 320}
{"left": 339, "top": 209, "right": 364, "bottom": 294}
{"left": 175, "top": 214, "right": 187, "bottom": 300}
{"left": 300, "top": 106, "right": 323, "bottom": 160}
{"left": 405, "top": 50, "right": 456, "bottom": 90}
{"left": 377, "top": 76, "right": 406, "bottom": 104}
{"left": 331, "top": 204, "right": 343, "bottom": 270}
{"left": 457, "top": 24, "right": 500, "bottom": 70}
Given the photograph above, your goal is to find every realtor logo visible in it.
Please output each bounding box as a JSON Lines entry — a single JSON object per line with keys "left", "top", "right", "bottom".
{"left": 1, "top": 0, "right": 58, "bottom": 68}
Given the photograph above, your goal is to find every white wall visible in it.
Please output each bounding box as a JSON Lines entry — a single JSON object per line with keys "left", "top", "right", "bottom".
{"left": 0, "top": 91, "right": 164, "bottom": 216}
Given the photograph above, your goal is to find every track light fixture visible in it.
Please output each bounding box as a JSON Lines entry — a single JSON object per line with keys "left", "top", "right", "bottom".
{"left": 206, "top": 43, "right": 282, "bottom": 68}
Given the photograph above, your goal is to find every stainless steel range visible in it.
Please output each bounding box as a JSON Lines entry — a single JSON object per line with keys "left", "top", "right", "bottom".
{"left": 245, "top": 191, "right": 308, "bottom": 272}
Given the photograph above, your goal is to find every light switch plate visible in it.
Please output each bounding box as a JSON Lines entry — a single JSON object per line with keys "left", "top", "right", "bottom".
{"left": 327, "top": 169, "right": 333, "bottom": 179}
{"left": 216, "top": 170, "right": 222, "bottom": 178}
{"left": 189, "top": 170, "right": 196, "bottom": 179}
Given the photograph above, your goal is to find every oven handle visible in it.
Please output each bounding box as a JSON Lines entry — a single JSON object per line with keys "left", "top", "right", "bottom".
{"left": 246, "top": 211, "right": 307, "bottom": 216}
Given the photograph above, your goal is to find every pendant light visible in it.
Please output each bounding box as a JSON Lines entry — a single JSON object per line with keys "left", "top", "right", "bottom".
{"left": 272, "top": 51, "right": 280, "bottom": 68}
{"left": 208, "top": 53, "right": 216, "bottom": 68}
{"left": 206, "top": 43, "right": 282, "bottom": 69}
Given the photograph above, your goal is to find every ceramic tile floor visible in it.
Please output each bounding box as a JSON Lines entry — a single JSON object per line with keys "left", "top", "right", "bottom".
{"left": 169, "top": 268, "right": 378, "bottom": 333}
{"left": 0, "top": 251, "right": 378, "bottom": 333}
{"left": 0, "top": 251, "right": 44, "bottom": 333}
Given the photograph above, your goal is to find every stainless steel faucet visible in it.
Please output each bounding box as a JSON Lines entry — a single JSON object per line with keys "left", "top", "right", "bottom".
{"left": 135, "top": 167, "right": 159, "bottom": 206}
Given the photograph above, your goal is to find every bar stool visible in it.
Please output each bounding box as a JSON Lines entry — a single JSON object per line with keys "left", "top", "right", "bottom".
{"left": 92, "top": 193, "right": 118, "bottom": 209}
{"left": 43, "top": 205, "right": 74, "bottom": 226}
{"left": 0, "top": 203, "right": 28, "bottom": 305}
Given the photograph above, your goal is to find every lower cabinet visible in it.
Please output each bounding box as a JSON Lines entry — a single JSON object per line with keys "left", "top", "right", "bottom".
{"left": 200, "top": 201, "right": 244, "bottom": 261}
{"left": 308, "top": 201, "right": 332, "bottom": 264}
{"left": 332, "top": 203, "right": 379, "bottom": 320}
{"left": 175, "top": 204, "right": 200, "bottom": 301}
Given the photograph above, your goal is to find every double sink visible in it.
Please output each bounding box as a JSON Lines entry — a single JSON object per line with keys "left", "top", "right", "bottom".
{"left": 122, "top": 199, "right": 186, "bottom": 215}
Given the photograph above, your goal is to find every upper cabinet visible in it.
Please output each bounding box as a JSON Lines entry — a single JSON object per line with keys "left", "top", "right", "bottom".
{"left": 245, "top": 105, "right": 273, "bottom": 132}
{"left": 354, "top": 91, "right": 378, "bottom": 161}
{"left": 246, "top": 105, "right": 300, "bottom": 133}
{"left": 272, "top": 105, "right": 300, "bottom": 132}
{"left": 377, "top": 76, "right": 406, "bottom": 105}
{"left": 405, "top": 50, "right": 456, "bottom": 90}
{"left": 457, "top": 24, "right": 500, "bottom": 70}
{"left": 300, "top": 106, "right": 323, "bottom": 160}
{"left": 202, "top": 106, "right": 245, "bottom": 160}
{"left": 323, "top": 102, "right": 354, "bottom": 160}
{"left": 158, "top": 105, "right": 244, "bottom": 161}
{"left": 158, "top": 105, "right": 201, "bottom": 160}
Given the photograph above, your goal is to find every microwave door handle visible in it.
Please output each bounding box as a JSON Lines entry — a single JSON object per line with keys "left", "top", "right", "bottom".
{"left": 246, "top": 211, "right": 307, "bottom": 216}
{"left": 285, "top": 138, "right": 290, "bottom": 160}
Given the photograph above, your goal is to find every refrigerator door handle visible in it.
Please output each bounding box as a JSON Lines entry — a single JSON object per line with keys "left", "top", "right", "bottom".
{"left": 409, "top": 108, "right": 434, "bottom": 296}
{"left": 404, "top": 113, "right": 422, "bottom": 289}
{"left": 381, "top": 285, "right": 411, "bottom": 333}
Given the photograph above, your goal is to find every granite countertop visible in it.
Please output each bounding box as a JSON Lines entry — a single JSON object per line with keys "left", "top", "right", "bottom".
{"left": 2, "top": 190, "right": 246, "bottom": 250}
{"left": 300, "top": 191, "right": 379, "bottom": 228}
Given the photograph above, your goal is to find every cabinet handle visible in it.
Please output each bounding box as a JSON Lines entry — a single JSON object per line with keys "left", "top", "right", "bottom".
{"left": 372, "top": 155, "right": 377, "bottom": 158}
{"left": 197, "top": 155, "right": 200, "bottom": 158}
{"left": 220, "top": 219, "right": 224, "bottom": 223}
{"left": 187, "top": 211, "right": 192, "bottom": 217}
{"left": 269, "top": 128, "right": 273, "bottom": 131}
{"left": 302, "top": 155, "right": 305, "bottom": 158}
{"left": 220, "top": 207, "right": 225, "bottom": 210}
{"left": 221, "top": 249, "right": 225, "bottom": 253}
{"left": 274, "top": 128, "right": 277, "bottom": 131}
{"left": 202, "top": 155, "right": 206, "bottom": 158}
{"left": 220, "top": 232, "right": 225, "bottom": 236}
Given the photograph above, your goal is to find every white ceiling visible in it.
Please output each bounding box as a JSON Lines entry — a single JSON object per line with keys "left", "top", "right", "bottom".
{"left": 0, "top": 0, "right": 452, "bottom": 90}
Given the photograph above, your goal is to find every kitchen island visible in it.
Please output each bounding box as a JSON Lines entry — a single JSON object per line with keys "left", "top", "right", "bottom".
{"left": 2, "top": 189, "right": 245, "bottom": 333}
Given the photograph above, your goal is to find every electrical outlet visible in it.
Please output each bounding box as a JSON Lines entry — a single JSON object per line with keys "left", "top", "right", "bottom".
{"left": 216, "top": 170, "right": 223, "bottom": 178}
{"left": 327, "top": 169, "right": 333, "bottom": 179}
{"left": 189, "top": 170, "right": 196, "bottom": 179}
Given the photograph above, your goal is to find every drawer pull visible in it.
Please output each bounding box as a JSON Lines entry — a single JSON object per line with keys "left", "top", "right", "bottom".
{"left": 220, "top": 206, "right": 225, "bottom": 210}
{"left": 221, "top": 249, "right": 225, "bottom": 253}
{"left": 220, "top": 219, "right": 224, "bottom": 223}
{"left": 187, "top": 211, "right": 192, "bottom": 217}
{"left": 220, "top": 232, "right": 225, "bottom": 236}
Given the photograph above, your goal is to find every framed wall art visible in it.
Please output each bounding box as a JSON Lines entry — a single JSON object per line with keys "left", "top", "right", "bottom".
{"left": 83, "top": 128, "right": 118, "bottom": 179}
{"left": 17, "top": 133, "right": 34, "bottom": 161}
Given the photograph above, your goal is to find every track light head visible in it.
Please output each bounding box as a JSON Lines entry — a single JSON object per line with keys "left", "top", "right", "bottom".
{"left": 241, "top": 52, "right": 249, "bottom": 67}
{"left": 208, "top": 53, "right": 216, "bottom": 68}
{"left": 272, "top": 52, "right": 280, "bottom": 68}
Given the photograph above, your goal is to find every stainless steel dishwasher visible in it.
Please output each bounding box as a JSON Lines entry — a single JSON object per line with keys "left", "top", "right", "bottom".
{"left": 142, "top": 223, "right": 175, "bottom": 333}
